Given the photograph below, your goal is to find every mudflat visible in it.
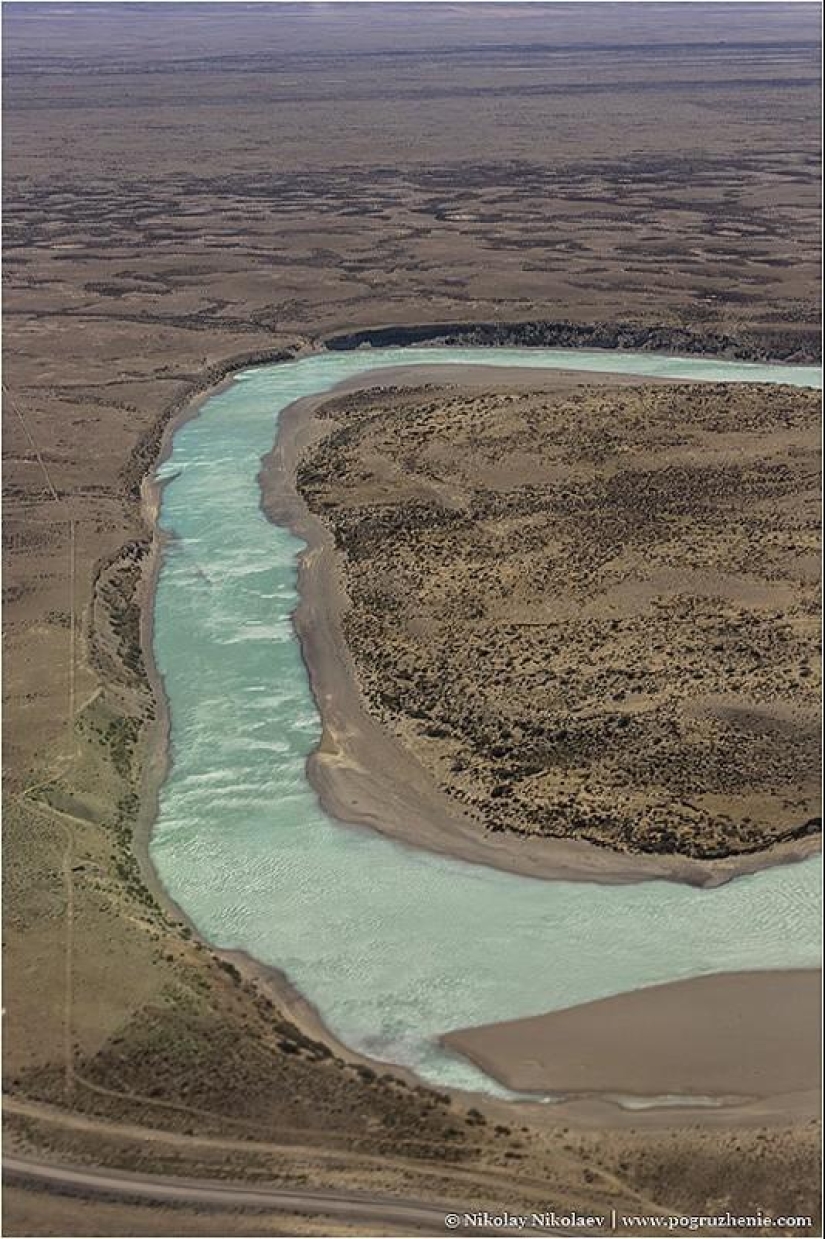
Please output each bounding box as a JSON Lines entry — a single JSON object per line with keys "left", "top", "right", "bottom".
{"left": 443, "top": 970, "right": 821, "bottom": 1104}
{"left": 277, "top": 375, "right": 820, "bottom": 878}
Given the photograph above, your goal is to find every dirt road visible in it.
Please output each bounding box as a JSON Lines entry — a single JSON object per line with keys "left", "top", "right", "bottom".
{"left": 3, "top": 1155, "right": 559, "bottom": 1236}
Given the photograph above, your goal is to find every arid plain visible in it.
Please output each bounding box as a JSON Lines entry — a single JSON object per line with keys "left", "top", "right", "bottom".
{"left": 2, "top": 3, "right": 822, "bottom": 1236}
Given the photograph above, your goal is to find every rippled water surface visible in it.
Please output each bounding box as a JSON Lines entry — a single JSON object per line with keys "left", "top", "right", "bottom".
{"left": 151, "top": 347, "right": 822, "bottom": 1092}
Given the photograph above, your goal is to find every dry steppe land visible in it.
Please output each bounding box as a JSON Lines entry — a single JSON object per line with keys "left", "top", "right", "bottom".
{"left": 2, "top": 2, "right": 821, "bottom": 1234}
{"left": 297, "top": 380, "right": 821, "bottom": 860}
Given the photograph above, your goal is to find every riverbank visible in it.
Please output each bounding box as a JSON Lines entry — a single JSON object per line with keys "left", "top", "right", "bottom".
{"left": 259, "top": 362, "right": 820, "bottom": 888}
{"left": 320, "top": 320, "right": 821, "bottom": 363}
{"left": 130, "top": 347, "right": 378, "bottom": 1079}
{"left": 133, "top": 338, "right": 320, "bottom": 924}
{"left": 443, "top": 970, "right": 821, "bottom": 1115}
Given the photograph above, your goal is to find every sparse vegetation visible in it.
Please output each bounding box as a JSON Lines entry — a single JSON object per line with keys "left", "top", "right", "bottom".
{"left": 298, "top": 382, "right": 821, "bottom": 859}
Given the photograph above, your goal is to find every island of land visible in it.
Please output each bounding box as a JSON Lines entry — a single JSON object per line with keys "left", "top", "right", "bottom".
{"left": 263, "top": 372, "right": 820, "bottom": 885}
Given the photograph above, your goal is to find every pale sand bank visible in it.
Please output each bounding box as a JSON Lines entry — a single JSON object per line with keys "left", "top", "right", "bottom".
{"left": 442, "top": 970, "right": 821, "bottom": 1106}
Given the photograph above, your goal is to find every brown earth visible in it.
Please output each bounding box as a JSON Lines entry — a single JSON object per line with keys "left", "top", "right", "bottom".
{"left": 2, "top": 3, "right": 821, "bottom": 1235}
{"left": 291, "top": 379, "right": 821, "bottom": 864}
{"left": 1, "top": 1188, "right": 404, "bottom": 1239}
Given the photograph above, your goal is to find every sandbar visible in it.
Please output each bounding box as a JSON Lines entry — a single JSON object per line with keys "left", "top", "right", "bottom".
{"left": 443, "top": 969, "right": 821, "bottom": 1112}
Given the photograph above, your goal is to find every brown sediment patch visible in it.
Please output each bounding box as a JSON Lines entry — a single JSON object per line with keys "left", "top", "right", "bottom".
{"left": 259, "top": 363, "right": 820, "bottom": 887}
{"left": 441, "top": 970, "right": 821, "bottom": 1116}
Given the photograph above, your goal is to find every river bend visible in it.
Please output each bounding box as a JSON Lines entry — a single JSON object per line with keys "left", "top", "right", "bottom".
{"left": 151, "top": 346, "right": 822, "bottom": 1093}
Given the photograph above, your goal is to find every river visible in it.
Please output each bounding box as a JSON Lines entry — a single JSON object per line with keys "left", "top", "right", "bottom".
{"left": 150, "top": 346, "right": 822, "bottom": 1094}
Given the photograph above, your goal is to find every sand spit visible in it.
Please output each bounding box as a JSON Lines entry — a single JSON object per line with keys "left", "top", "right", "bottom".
{"left": 442, "top": 970, "right": 821, "bottom": 1115}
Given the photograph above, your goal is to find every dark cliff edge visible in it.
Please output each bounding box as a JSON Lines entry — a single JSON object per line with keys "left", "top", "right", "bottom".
{"left": 321, "top": 320, "right": 822, "bottom": 365}
{"left": 122, "top": 318, "right": 821, "bottom": 508}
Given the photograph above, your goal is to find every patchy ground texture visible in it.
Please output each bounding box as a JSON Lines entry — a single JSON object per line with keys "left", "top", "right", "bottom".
{"left": 3, "top": 2, "right": 821, "bottom": 1233}
{"left": 296, "top": 381, "right": 821, "bottom": 860}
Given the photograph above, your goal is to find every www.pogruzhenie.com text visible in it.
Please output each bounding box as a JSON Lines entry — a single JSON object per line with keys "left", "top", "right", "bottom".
{"left": 446, "top": 1210, "right": 813, "bottom": 1233}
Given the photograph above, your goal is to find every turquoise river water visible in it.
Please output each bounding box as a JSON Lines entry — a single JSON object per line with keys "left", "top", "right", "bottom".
{"left": 151, "top": 347, "right": 822, "bottom": 1095}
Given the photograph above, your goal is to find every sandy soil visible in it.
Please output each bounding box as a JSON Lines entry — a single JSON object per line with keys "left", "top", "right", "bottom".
{"left": 0, "top": 1185, "right": 404, "bottom": 1239}
{"left": 443, "top": 971, "right": 821, "bottom": 1108}
{"left": 261, "top": 366, "right": 820, "bottom": 886}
